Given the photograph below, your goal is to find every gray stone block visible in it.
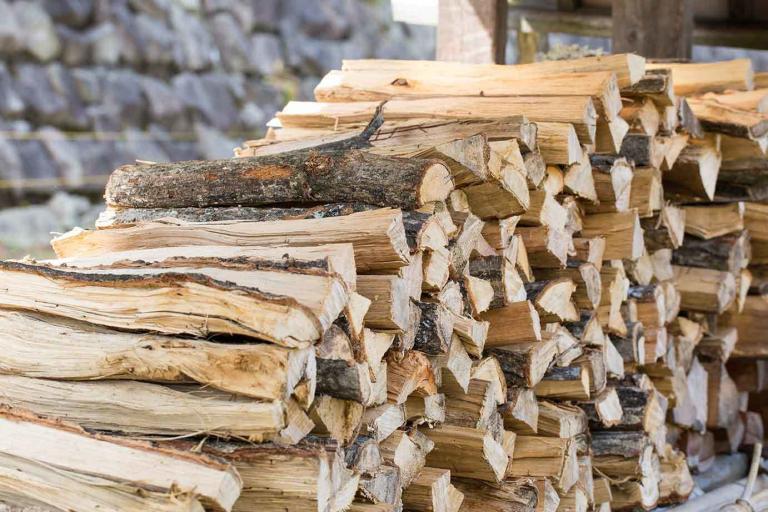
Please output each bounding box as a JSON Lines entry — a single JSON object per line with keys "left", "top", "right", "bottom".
{"left": 13, "top": 0, "right": 62, "bottom": 61}
{"left": 141, "top": 76, "right": 184, "bottom": 124}
{"left": 173, "top": 72, "right": 239, "bottom": 131}
{"left": 250, "top": 32, "right": 283, "bottom": 76}
{"left": 0, "top": 0, "right": 21, "bottom": 54}
{"left": 170, "top": 4, "right": 218, "bottom": 70}
{"left": 15, "top": 64, "right": 88, "bottom": 129}
{"left": 0, "top": 63, "right": 24, "bottom": 117}
{"left": 37, "top": 127, "right": 85, "bottom": 187}
{"left": 134, "top": 13, "right": 175, "bottom": 65}
{"left": 45, "top": 0, "right": 95, "bottom": 28}
{"left": 211, "top": 11, "right": 256, "bottom": 73}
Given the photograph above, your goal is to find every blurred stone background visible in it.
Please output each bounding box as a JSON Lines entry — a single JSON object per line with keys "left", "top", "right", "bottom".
{"left": 0, "top": 0, "right": 766, "bottom": 258}
{"left": 0, "top": 0, "right": 435, "bottom": 256}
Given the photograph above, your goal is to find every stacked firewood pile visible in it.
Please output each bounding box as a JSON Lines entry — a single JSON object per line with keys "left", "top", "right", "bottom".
{"left": 0, "top": 54, "right": 765, "bottom": 512}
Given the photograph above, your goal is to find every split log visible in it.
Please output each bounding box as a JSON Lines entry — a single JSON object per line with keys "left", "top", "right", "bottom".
{"left": 379, "top": 429, "right": 434, "bottom": 488}
{"left": 621, "top": 68, "right": 675, "bottom": 106}
{"left": 640, "top": 204, "right": 686, "bottom": 251}
{"left": 468, "top": 255, "right": 525, "bottom": 309}
{"left": 683, "top": 202, "right": 745, "bottom": 240}
{"left": 672, "top": 230, "right": 750, "bottom": 274}
{"left": 520, "top": 401, "right": 588, "bottom": 438}
{"left": 580, "top": 387, "right": 624, "bottom": 428}
{"left": 0, "top": 376, "right": 309, "bottom": 443}
{"left": 621, "top": 97, "right": 660, "bottom": 136}
{"left": 647, "top": 59, "right": 754, "bottom": 96}
{"left": 697, "top": 327, "right": 739, "bottom": 362}
{"left": 310, "top": 395, "right": 365, "bottom": 443}
{"left": 0, "top": 450, "right": 207, "bottom": 512}
{"left": 202, "top": 440, "right": 358, "bottom": 512}
{"left": 48, "top": 242, "right": 358, "bottom": 292}
{"left": 537, "top": 122, "right": 581, "bottom": 165}
{"left": 673, "top": 265, "right": 737, "bottom": 314}
{"left": 0, "top": 261, "right": 347, "bottom": 348}
{"left": 630, "top": 167, "right": 663, "bottom": 218}
{"left": 0, "top": 409, "right": 242, "bottom": 512}
{"left": 386, "top": 351, "right": 437, "bottom": 404}
{"left": 452, "top": 314, "right": 489, "bottom": 358}
{"left": 563, "top": 148, "right": 598, "bottom": 202}
{"left": 525, "top": 278, "right": 578, "bottom": 323}
{"left": 535, "top": 264, "right": 601, "bottom": 311}
{"left": 703, "top": 362, "right": 741, "bottom": 430}
{"left": 460, "top": 179, "right": 529, "bottom": 220}
{"left": 401, "top": 467, "right": 463, "bottom": 512}
{"left": 405, "top": 393, "right": 446, "bottom": 426}
{"left": 508, "top": 437, "right": 578, "bottom": 492}
{"left": 277, "top": 97, "right": 597, "bottom": 144}
{"left": 0, "top": 310, "right": 314, "bottom": 402}
{"left": 54, "top": 208, "right": 412, "bottom": 273}
{"left": 357, "top": 275, "right": 410, "bottom": 332}
{"left": 581, "top": 210, "right": 645, "bottom": 261}
{"left": 343, "top": 54, "right": 644, "bottom": 88}
{"left": 687, "top": 97, "right": 768, "bottom": 140}
{"left": 619, "top": 133, "right": 664, "bottom": 168}
{"left": 452, "top": 477, "right": 539, "bottom": 512}
{"left": 358, "top": 464, "right": 402, "bottom": 509}
{"left": 314, "top": 68, "right": 620, "bottom": 118}
{"left": 522, "top": 189, "right": 567, "bottom": 231}
{"left": 488, "top": 338, "right": 558, "bottom": 388}
{"left": 535, "top": 364, "right": 591, "bottom": 401}
{"left": 516, "top": 226, "right": 570, "bottom": 268}
{"left": 502, "top": 388, "right": 540, "bottom": 434}
{"left": 423, "top": 425, "right": 509, "bottom": 483}
{"left": 663, "top": 136, "right": 722, "bottom": 202}
{"left": 587, "top": 156, "right": 633, "bottom": 214}
{"left": 480, "top": 300, "right": 542, "bottom": 347}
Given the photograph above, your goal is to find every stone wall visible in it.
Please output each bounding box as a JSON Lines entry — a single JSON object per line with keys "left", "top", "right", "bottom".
{"left": 0, "top": 0, "right": 435, "bottom": 201}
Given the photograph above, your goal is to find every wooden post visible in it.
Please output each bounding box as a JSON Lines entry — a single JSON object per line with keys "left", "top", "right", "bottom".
{"left": 611, "top": 0, "right": 694, "bottom": 59}
{"left": 437, "top": 0, "right": 508, "bottom": 64}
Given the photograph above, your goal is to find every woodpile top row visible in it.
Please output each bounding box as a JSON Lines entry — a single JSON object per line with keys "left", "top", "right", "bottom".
{"left": 0, "top": 53, "right": 766, "bottom": 512}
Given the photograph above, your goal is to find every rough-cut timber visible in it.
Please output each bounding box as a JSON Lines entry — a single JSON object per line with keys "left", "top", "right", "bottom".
{"left": 0, "top": 310, "right": 315, "bottom": 402}
{"left": 53, "top": 209, "right": 411, "bottom": 273}
{"left": 0, "top": 261, "right": 345, "bottom": 348}
{"left": 277, "top": 97, "right": 598, "bottom": 144}
{"left": 0, "top": 408, "right": 242, "bottom": 511}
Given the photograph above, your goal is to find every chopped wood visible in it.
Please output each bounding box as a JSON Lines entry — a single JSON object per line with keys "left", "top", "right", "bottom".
{"left": 452, "top": 477, "right": 539, "bottom": 512}
{"left": 315, "top": 68, "right": 621, "bottom": 118}
{"left": 587, "top": 155, "right": 633, "bottom": 214}
{"left": 538, "top": 122, "right": 582, "bottom": 165}
{"left": 525, "top": 278, "right": 578, "bottom": 323}
{"left": 647, "top": 59, "right": 754, "bottom": 95}
{"left": 481, "top": 300, "right": 541, "bottom": 347}
{"left": 277, "top": 97, "right": 598, "bottom": 145}
{"left": 0, "top": 261, "right": 347, "bottom": 348}
{"left": 641, "top": 203, "right": 686, "bottom": 251}
{"left": 686, "top": 97, "right": 767, "bottom": 140}
{"left": 0, "top": 408, "right": 242, "bottom": 512}
{"left": 423, "top": 424, "right": 509, "bottom": 483}
{"left": 508, "top": 436, "right": 578, "bottom": 492}
{"left": 386, "top": 351, "right": 437, "bottom": 404}
{"left": 516, "top": 226, "right": 571, "bottom": 268}
{"left": 0, "top": 310, "right": 314, "bottom": 402}
{"left": 468, "top": 254, "right": 525, "bottom": 309}
{"left": 488, "top": 337, "right": 558, "bottom": 388}
{"left": 0, "top": 376, "right": 308, "bottom": 443}
{"left": 683, "top": 202, "right": 745, "bottom": 240}
{"left": 621, "top": 97, "right": 661, "bottom": 136}
{"left": 620, "top": 68, "right": 675, "bottom": 106}
{"left": 311, "top": 396, "right": 364, "bottom": 443}
{"left": 580, "top": 387, "right": 624, "bottom": 428}
{"left": 664, "top": 136, "right": 722, "bottom": 202}
{"left": 343, "top": 53, "right": 644, "bottom": 88}
{"left": 582, "top": 210, "right": 645, "bottom": 261}
{"left": 358, "top": 275, "right": 410, "bottom": 332}
{"left": 54, "top": 208, "right": 411, "bottom": 273}
{"left": 402, "top": 467, "right": 463, "bottom": 512}
{"left": 673, "top": 265, "right": 737, "bottom": 314}
{"left": 503, "top": 388, "right": 539, "bottom": 433}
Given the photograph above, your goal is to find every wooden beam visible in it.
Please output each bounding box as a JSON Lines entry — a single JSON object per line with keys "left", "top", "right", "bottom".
{"left": 612, "top": 0, "right": 694, "bottom": 59}
{"left": 437, "top": 0, "right": 508, "bottom": 64}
